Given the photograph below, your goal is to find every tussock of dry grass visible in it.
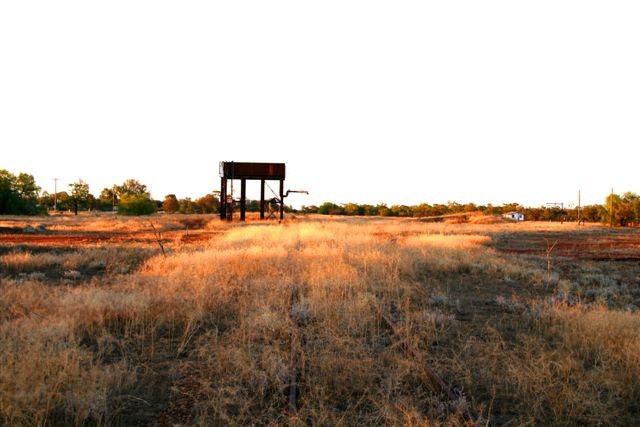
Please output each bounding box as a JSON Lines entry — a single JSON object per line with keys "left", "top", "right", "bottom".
{"left": 1, "top": 252, "right": 59, "bottom": 273}
{"left": 0, "top": 247, "right": 157, "bottom": 278}
{"left": 0, "top": 212, "right": 224, "bottom": 234}
{"left": 0, "top": 279, "right": 137, "bottom": 425}
{"left": 0, "top": 318, "right": 133, "bottom": 426}
{"left": 1, "top": 215, "right": 638, "bottom": 425}
{"left": 460, "top": 304, "right": 640, "bottom": 425}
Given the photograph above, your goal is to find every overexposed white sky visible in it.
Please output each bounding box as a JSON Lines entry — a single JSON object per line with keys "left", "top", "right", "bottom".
{"left": 1, "top": 1, "right": 638, "bottom": 208}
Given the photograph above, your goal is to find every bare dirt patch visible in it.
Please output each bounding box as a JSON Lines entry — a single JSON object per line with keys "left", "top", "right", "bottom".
{"left": 0, "top": 229, "right": 223, "bottom": 247}
{"left": 493, "top": 227, "right": 640, "bottom": 260}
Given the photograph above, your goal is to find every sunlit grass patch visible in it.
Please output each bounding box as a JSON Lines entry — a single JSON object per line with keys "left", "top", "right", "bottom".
{"left": 1, "top": 215, "right": 638, "bottom": 425}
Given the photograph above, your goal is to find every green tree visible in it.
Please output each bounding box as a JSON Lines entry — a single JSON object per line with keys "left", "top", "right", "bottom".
{"left": 541, "top": 207, "right": 563, "bottom": 221}
{"left": 69, "top": 179, "right": 90, "bottom": 215}
{"left": 15, "top": 173, "right": 40, "bottom": 198}
{"left": 16, "top": 173, "right": 41, "bottom": 213}
{"left": 463, "top": 203, "right": 478, "bottom": 212}
{"left": 376, "top": 203, "right": 391, "bottom": 216}
{"left": 580, "top": 205, "right": 600, "bottom": 223}
{"left": 0, "top": 169, "right": 20, "bottom": 214}
{"left": 118, "top": 194, "right": 156, "bottom": 215}
{"left": 163, "top": 194, "right": 180, "bottom": 213}
{"left": 604, "top": 193, "right": 623, "bottom": 226}
{"left": 38, "top": 191, "right": 54, "bottom": 210}
{"left": 115, "top": 179, "right": 148, "bottom": 197}
{"left": 179, "top": 198, "right": 196, "bottom": 214}
{"left": 622, "top": 193, "right": 640, "bottom": 226}
{"left": 361, "top": 204, "right": 377, "bottom": 216}
{"left": 99, "top": 187, "right": 118, "bottom": 211}
{"left": 447, "top": 201, "right": 463, "bottom": 213}
{"left": 390, "top": 205, "right": 413, "bottom": 217}
{"left": 430, "top": 204, "right": 449, "bottom": 216}
{"left": 483, "top": 204, "right": 501, "bottom": 215}
{"left": 246, "top": 199, "right": 259, "bottom": 212}
{"left": 523, "top": 207, "right": 544, "bottom": 221}
{"left": 343, "top": 203, "right": 364, "bottom": 216}
{"left": 413, "top": 203, "right": 433, "bottom": 217}
{"left": 0, "top": 170, "right": 44, "bottom": 214}
{"left": 87, "top": 194, "right": 100, "bottom": 211}
{"left": 613, "top": 192, "right": 640, "bottom": 226}
{"left": 195, "top": 194, "right": 219, "bottom": 214}
{"left": 501, "top": 203, "right": 523, "bottom": 214}
{"left": 56, "top": 192, "right": 72, "bottom": 211}
{"left": 318, "top": 202, "right": 343, "bottom": 215}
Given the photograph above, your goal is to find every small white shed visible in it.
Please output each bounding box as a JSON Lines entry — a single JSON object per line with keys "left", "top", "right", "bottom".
{"left": 504, "top": 212, "right": 525, "bottom": 221}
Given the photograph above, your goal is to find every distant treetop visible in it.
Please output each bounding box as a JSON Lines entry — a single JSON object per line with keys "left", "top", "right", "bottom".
{"left": 114, "top": 179, "right": 149, "bottom": 197}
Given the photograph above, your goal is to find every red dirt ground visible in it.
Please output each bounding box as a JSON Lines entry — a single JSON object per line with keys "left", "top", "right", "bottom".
{"left": 0, "top": 230, "right": 222, "bottom": 247}
{"left": 493, "top": 228, "right": 640, "bottom": 260}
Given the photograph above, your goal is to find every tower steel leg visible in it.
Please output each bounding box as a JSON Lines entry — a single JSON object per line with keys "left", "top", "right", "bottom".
{"left": 227, "top": 179, "right": 233, "bottom": 222}
{"left": 240, "top": 179, "right": 246, "bottom": 221}
{"left": 260, "top": 179, "right": 265, "bottom": 220}
{"left": 220, "top": 177, "right": 226, "bottom": 220}
{"left": 279, "top": 179, "right": 284, "bottom": 220}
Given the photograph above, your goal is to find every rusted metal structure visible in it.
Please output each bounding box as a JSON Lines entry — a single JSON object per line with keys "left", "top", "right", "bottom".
{"left": 219, "top": 161, "right": 286, "bottom": 221}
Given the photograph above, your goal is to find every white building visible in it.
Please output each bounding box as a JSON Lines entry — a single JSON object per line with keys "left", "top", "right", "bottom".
{"left": 504, "top": 212, "right": 525, "bottom": 221}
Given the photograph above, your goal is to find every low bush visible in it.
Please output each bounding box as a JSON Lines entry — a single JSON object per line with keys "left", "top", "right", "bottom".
{"left": 117, "top": 194, "right": 156, "bottom": 216}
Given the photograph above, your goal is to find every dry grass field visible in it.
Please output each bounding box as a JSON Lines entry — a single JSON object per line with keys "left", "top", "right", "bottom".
{"left": 1, "top": 213, "right": 639, "bottom": 426}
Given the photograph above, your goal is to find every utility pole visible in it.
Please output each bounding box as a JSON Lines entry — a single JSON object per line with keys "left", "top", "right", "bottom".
{"left": 53, "top": 178, "right": 59, "bottom": 211}
{"left": 610, "top": 188, "right": 614, "bottom": 228}
{"left": 578, "top": 190, "right": 581, "bottom": 225}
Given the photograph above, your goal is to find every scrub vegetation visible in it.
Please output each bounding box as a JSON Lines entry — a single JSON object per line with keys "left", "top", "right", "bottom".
{"left": 1, "top": 214, "right": 639, "bottom": 425}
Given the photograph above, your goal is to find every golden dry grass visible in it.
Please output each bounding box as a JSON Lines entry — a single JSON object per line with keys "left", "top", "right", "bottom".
{"left": 0, "top": 215, "right": 638, "bottom": 425}
{"left": 0, "top": 212, "right": 231, "bottom": 233}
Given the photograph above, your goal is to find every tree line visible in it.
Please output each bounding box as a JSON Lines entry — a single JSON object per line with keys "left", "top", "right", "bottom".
{"left": 0, "top": 169, "right": 219, "bottom": 216}
{"left": 1, "top": 168, "right": 639, "bottom": 225}
{"left": 302, "top": 195, "right": 640, "bottom": 226}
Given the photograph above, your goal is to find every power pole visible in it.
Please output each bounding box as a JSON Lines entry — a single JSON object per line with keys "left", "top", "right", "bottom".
{"left": 53, "top": 178, "right": 59, "bottom": 211}
{"left": 610, "top": 187, "right": 614, "bottom": 228}
{"left": 577, "top": 190, "right": 581, "bottom": 225}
